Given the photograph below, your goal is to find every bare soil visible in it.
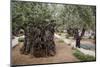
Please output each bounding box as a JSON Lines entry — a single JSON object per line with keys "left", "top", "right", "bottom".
{"left": 12, "top": 38, "right": 79, "bottom": 65}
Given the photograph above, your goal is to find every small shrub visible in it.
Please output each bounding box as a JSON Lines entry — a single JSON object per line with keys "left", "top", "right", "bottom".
{"left": 73, "top": 49, "right": 96, "bottom": 61}
{"left": 18, "top": 38, "right": 24, "bottom": 42}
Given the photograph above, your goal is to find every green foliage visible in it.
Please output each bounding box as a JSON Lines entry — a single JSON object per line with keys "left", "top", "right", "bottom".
{"left": 73, "top": 49, "right": 96, "bottom": 61}
{"left": 12, "top": 1, "right": 96, "bottom": 35}
{"left": 18, "top": 38, "right": 24, "bottom": 42}
{"left": 59, "top": 5, "right": 95, "bottom": 31}
{"left": 12, "top": 1, "right": 54, "bottom": 35}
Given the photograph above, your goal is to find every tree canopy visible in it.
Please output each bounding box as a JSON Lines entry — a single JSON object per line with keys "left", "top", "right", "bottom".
{"left": 12, "top": 1, "right": 96, "bottom": 34}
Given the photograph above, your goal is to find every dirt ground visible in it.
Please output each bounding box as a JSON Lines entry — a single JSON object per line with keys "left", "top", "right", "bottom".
{"left": 12, "top": 38, "right": 79, "bottom": 65}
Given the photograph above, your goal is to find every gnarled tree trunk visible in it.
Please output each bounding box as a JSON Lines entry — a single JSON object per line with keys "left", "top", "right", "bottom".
{"left": 20, "top": 21, "right": 56, "bottom": 57}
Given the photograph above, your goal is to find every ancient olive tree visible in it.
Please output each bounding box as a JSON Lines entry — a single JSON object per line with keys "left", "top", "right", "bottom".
{"left": 12, "top": 1, "right": 56, "bottom": 57}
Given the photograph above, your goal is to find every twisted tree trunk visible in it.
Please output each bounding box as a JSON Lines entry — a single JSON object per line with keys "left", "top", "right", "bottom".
{"left": 20, "top": 21, "right": 56, "bottom": 57}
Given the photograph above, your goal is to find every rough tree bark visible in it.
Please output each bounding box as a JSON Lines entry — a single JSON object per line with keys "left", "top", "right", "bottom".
{"left": 20, "top": 20, "right": 56, "bottom": 57}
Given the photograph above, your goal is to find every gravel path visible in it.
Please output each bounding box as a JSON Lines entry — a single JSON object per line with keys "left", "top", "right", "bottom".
{"left": 54, "top": 34, "right": 74, "bottom": 45}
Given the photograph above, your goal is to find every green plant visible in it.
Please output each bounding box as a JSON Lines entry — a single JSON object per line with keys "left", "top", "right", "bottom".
{"left": 18, "top": 38, "right": 24, "bottom": 42}
{"left": 73, "top": 49, "right": 95, "bottom": 61}
{"left": 66, "top": 34, "right": 70, "bottom": 38}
